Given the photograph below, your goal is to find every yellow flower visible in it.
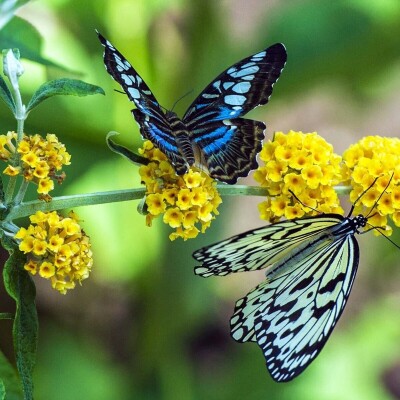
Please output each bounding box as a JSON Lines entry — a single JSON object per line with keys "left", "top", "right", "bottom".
{"left": 255, "top": 131, "right": 344, "bottom": 222}
{"left": 139, "top": 140, "right": 222, "bottom": 240}
{"left": 3, "top": 165, "right": 21, "bottom": 176}
{"left": 146, "top": 193, "right": 166, "bottom": 215}
{"left": 15, "top": 211, "right": 93, "bottom": 294}
{"left": 0, "top": 132, "right": 71, "bottom": 198}
{"left": 163, "top": 207, "right": 183, "bottom": 228}
{"left": 343, "top": 136, "right": 400, "bottom": 234}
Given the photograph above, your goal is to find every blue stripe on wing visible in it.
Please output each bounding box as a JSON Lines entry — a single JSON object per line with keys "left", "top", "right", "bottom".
{"left": 183, "top": 43, "right": 287, "bottom": 127}
{"left": 132, "top": 110, "right": 188, "bottom": 174}
{"left": 192, "top": 118, "right": 265, "bottom": 184}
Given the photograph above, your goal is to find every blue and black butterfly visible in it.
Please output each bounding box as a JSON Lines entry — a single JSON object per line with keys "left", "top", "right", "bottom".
{"left": 98, "top": 32, "right": 287, "bottom": 184}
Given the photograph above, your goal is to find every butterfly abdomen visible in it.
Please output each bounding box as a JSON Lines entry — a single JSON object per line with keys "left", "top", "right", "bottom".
{"left": 166, "top": 111, "right": 195, "bottom": 170}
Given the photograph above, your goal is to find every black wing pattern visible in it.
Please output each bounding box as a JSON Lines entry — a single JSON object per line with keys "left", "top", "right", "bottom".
{"left": 230, "top": 235, "right": 359, "bottom": 381}
{"left": 193, "top": 214, "right": 342, "bottom": 277}
{"left": 193, "top": 214, "right": 364, "bottom": 381}
{"left": 98, "top": 31, "right": 287, "bottom": 183}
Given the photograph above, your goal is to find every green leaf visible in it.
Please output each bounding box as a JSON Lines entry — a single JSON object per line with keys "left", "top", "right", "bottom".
{"left": 0, "top": 312, "right": 13, "bottom": 319}
{"left": 0, "top": 0, "right": 31, "bottom": 30}
{"left": 106, "top": 131, "right": 150, "bottom": 166}
{"left": 0, "top": 16, "right": 66, "bottom": 69}
{"left": 0, "top": 73, "right": 15, "bottom": 114}
{"left": 2, "top": 236, "right": 38, "bottom": 400}
{"left": 26, "top": 78, "right": 105, "bottom": 112}
{"left": 0, "top": 350, "right": 23, "bottom": 400}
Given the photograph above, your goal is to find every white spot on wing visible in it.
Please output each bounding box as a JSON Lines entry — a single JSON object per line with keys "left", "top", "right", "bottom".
{"left": 224, "top": 95, "right": 246, "bottom": 105}
{"left": 223, "top": 82, "right": 234, "bottom": 90}
{"left": 229, "top": 65, "right": 259, "bottom": 78}
{"left": 128, "top": 87, "right": 140, "bottom": 99}
{"left": 232, "top": 82, "right": 251, "bottom": 94}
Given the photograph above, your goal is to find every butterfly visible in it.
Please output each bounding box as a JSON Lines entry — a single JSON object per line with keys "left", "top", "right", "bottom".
{"left": 193, "top": 210, "right": 372, "bottom": 382}
{"left": 98, "top": 32, "right": 287, "bottom": 184}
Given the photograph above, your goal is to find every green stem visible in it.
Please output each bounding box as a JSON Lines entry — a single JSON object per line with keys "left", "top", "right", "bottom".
{"left": 13, "top": 179, "right": 29, "bottom": 205}
{"left": 216, "top": 184, "right": 351, "bottom": 197}
{"left": 5, "top": 177, "right": 18, "bottom": 204}
{"left": 5, "top": 184, "right": 353, "bottom": 222}
{"left": 6, "top": 188, "right": 146, "bottom": 221}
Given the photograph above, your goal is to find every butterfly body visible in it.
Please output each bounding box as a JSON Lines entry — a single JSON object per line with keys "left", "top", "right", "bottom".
{"left": 193, "top": 213, "right": 369, "bottom": 381}
{"left": 98, "top": 32, "right": 287, "bottom": 183}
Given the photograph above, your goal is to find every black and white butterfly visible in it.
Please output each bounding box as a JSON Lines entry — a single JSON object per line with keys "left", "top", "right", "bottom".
{"left": 98, "top": 32, "right": 287, "bottom": 184}
{"left": 193, "top": 209, "right": 375, "bottom": 381}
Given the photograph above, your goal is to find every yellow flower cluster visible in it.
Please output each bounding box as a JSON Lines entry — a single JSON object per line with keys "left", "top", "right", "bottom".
{"left": 254, "top": 131, "right": 344, "bottom": 222}
{"left": 1, "top": 132, "right": 71, "bottom": 199}
{"left": 138, "top": 141, "right": 222, "bottom": 240}
{"left": 15, "top": 211, "right": 93, "bottom": 294}
{"left": 343, "top": 136, "right": 400, "bottom": 235}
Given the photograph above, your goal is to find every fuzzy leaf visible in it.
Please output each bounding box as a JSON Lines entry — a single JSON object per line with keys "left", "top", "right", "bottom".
{"left": 2, "top": 235, "right": 37, "bottom": 400}
{"left": 0, "top": 16, "right": 66, "bottom": 70}
{"left": 0, "top": 73, "right": 15, "bottom": 114}
{"left": 106, "top": 131, "right": 149, "bottom": 166}
{"left": 26, "top": 78, "right": 105, "bottom": 112}
{"left": 0, "top": 350, "right": 23, "bottom": 399}
{"left": 0, "top": 0, "right": 31, "bottom": 30}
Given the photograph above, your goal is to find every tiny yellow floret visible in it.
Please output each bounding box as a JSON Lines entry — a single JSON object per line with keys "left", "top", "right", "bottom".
{"left": 255, "top": 131, "right": 344, "bottom": 222}
{"left": 138, "top": 140, "right": 222, "bottom": 240}
{"left": 343, "top": 136, "right": 400, "bottom": 234}
{"left": 15, "top": 211, "right": 93, "bottom": 294}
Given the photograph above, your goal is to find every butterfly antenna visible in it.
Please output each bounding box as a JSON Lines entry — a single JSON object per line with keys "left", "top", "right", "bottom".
{"left": 362, "top": 223, "right": 400, "bottom": 250}
{"left": 288, "top": 190, "right": 320, "bottom": 214}
{"left": 171, "top": 90, "right": 194, "bottom": 112}
{"left": 114, "top": 89, "right": 126, "bottom": 95}
{"left": 365, "top": 173, "right": 394, "bottom": 218}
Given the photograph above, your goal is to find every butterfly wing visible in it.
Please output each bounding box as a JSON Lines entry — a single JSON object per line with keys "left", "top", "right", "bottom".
{"left": 132, "top": 110, "right": 188, "bottom": 174}
{"left": 98, "top": 32, "right": 189, "bottom": 171}
{"left": 193, "top": 214, "right": 343, "bottom": 277}
{"left": 98, "top": 32, "right": 167, "bottom": 123}
{"left": 183, "top": 44, "right": 287, "bottom": 125}
{"left": 190, "top": 118, "right": 265, "bottom": 183}
{"left": 230, "top": 234, "right": 359, "bottom": 382}
{"left": 183, "top": 44, "right": 286, "bottom": 182}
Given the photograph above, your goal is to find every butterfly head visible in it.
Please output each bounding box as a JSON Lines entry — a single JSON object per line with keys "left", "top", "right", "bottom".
{"left": 353, "top": 215, "right": 368, "bottom": 231}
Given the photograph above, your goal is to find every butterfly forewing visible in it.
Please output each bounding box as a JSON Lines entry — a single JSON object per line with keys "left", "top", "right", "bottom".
{"left": 193, "top": 214, "right": 343, "bottom": 277}
{"left": 183, "top": 44, "right": 287, "bottom": 125}
{"left": 98, "top": 32, "right": 167, "bottom": 123}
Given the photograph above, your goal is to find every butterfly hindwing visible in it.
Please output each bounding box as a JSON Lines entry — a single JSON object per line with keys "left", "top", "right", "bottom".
{"left": 191, "top": 118, "right": 265, "bottom": 183}
{"left": 230, "top": 235, "right": 359, "bottom": 382}
{"left": 183, "top": 44, "right": 287, "bottom": 125}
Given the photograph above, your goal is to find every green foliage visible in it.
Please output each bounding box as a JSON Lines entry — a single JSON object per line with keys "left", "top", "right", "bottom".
{"left": 1, "top": 235, "right": 37, "bottom": 400}
{"left": 0, "top": 350, "right": 23, "bottom": 400}
{"left": 26, "top": 78, "right": 104, "bottom": 113}
{"left": 0, "top": 16, "right": 67, "bottom": 69}
{"left": 106, "top": 131, "right": 149, "bottom": 166}
{"left": 0, "top": 74, "right": 15, "bottom": 114}
{"left": 0, "top": 0, "right": 32, "bottom": 30}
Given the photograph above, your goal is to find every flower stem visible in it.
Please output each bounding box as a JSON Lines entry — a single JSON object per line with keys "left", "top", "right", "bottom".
{"left": 13, "top": 179, "right": 29, "bottom": 205}
{"left": 216, "top": 185, "right": 351, "bottom": 197}
{"left": 6, "top": 188, "right": 146, "bottom": 221}
{"left": 5, "top": 184, "right": 353, "bottom": 221}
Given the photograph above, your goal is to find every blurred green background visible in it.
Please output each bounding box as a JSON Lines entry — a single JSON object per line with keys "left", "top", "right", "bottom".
{"left": 1, "top": 0, "right": 400, "bottom": 399}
